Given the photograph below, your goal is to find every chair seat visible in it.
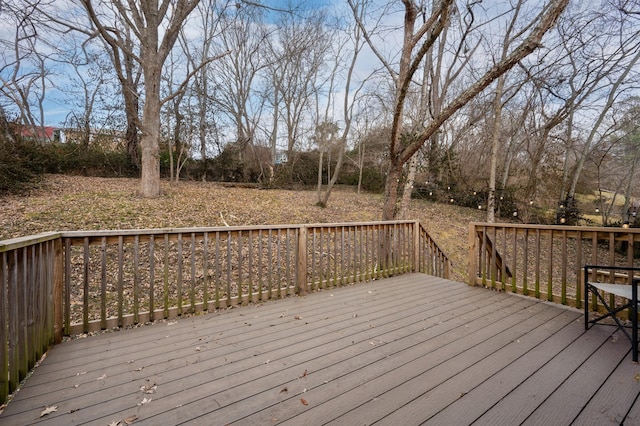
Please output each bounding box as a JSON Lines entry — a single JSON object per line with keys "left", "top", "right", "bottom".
{"left": 587, "top": 282, "right": 639, "bottom": 302}
{"left": 584, "top": 265, "right": 640, "bottom": 362}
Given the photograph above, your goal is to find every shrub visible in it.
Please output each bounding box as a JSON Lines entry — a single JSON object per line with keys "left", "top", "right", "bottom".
{"left": 0, "top": 135, "right": 40, "bottom": 194}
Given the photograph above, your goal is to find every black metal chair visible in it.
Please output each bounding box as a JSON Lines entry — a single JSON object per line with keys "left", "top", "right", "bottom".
{"left": 584, "top": 265, "right": 640, "bottom": 362}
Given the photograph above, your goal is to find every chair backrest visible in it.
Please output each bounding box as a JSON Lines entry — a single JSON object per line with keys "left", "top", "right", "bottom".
{"left": 584, "top": 265, "right": 640, "bottom": 287}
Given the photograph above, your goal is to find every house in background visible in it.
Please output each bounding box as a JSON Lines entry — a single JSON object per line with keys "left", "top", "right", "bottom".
{"left": 274, "top": 149, "right": 288, "bottom": 165}
{"left": 11, "top": 125, "right": 125, "bottom": 150}
{"left": 16, "top": 125, "right": 60, "bottom": 143}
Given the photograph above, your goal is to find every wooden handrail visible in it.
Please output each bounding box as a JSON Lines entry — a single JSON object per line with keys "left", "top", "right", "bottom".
{"left": 0, "top": 233, "right": 62, "bottom": 404}
{"left": 469, "top": 223, "right": 640, "bottom": 307}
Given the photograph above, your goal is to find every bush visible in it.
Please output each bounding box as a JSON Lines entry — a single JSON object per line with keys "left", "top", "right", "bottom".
{"left": 42, "top": 142, "right": 138, "bottom": 177}
{"left": 0, "top": 135, "right": 40, "bottom": 194}
{"left": 0, "top": 136, "right": 138, "bottom": 195}
{"left": 270, "top": 151, "right": 321, "bottom": 187}
{"left": 341, "top": 168, "right": 385, "bottom": 193}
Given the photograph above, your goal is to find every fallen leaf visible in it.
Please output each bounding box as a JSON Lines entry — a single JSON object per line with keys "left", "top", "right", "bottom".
{"left": 294, "top": 315, "right": 303, "bottom": 320}
{"left": 195, "top": 346, "right": 201, "bottom": 351}
{"left": 40, "top": 405, "right": 58, "bottom": 417}
{"left": 300, "top": 398, "right": 308, "bottom": 406}
{"left": 97, "top": 374, "right": 107, "bottom": 380}
{"left": 108, "top": 421, "right": 121, "bottom": 426}
{"left": 299, "top": 369, "right": 307, "bottom": 378}
{"left": 137, "top": 398, "right": 151, "bottom": 406}
{"left": 140, "top": 384, "right": 157, "bottom": 394}
{"left": 635, "top": 373, "right": 640, "bottom": 381}
{"left": 124, "top": 414, "right": 138, "bottom": 424}
{"left": 280, "top": 387, "right": 288, "bottom": 393}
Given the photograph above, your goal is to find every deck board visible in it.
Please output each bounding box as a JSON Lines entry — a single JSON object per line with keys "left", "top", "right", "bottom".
{"left": 425, "top": 316, "right": 601, "bottom": 426}
{"left": 2, "top": 274, "right": 640, "bottom": 425}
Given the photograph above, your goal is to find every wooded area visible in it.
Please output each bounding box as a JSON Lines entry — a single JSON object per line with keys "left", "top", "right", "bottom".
{"left": 1, "top": 0, "right": 639, "bottom": 223}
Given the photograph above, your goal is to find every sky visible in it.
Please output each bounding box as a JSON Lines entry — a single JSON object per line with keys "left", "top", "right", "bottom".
{"left": 1, "top": 0, "right": 379, "bottom": 127}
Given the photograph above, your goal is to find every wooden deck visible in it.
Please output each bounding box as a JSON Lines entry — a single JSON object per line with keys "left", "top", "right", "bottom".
{"left": 2, "top": 273, "right": 640, "bottom": 425}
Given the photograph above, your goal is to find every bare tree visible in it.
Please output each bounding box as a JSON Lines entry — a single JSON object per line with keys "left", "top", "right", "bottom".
{"left": 397, "top": 0, "right": 480, "bottom": 218}
{"left": 269, "top": 9, "right": 331, "bottom": 164}
{"left": 315, "top": 1, "right": 367, "bottom": 207}
{"left": 565, "top": 45, "right": 640, "bottom": 202}
{"left": 0, "top": 1, "right": 51, "bottom": 137}
{"left": 352, "top": 0, "right": 569, "bottom": 220}
{"left": 182, "top": 0, "right": 224, "bottom": 178}
{"left": 208, "top": 3, "right": 269, "bottom": 181}
{"left": 485, "top": 1, "right": 528, "bottom": 223}
{"left": 56, "top": 39, "right": 115, "bottom": 147}
{"left": 80, "top": 0, "right": 200, "bottom": 197}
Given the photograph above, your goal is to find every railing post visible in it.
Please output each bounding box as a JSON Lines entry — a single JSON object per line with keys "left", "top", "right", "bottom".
{"left": 413, "top": 221, "right": 420, "bottom": 273}
{"left": 444, "top": 258, "right": 450, "bottom": 280}
{"left": 0, "top": 252, "right": 8, "bottom": 404}
{"left": 297, "top": 226, "right": 308, "bottom": 296}
{"left": 53, "top": 237, "right": 63, "bottom": 344}
{"left": 468, "top": 223, "right": 477, "bottom": 286}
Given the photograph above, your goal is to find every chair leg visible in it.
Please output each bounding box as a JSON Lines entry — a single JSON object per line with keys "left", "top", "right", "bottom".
{"left": 584, "top": 269, "right": 589, "bottom": 331}
{"left": 588, "top": 286, "right": 633, "bottom": 343}
{"left": 633, "top": 281, "right": 638, "bottom": 363}
{"left": 585, "top": 282, "right": 590, "bottom": 330}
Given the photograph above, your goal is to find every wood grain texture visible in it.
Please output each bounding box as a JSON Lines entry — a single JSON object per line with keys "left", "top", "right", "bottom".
{"left": 2, "top": 274, "right": 639, "bottom": 426}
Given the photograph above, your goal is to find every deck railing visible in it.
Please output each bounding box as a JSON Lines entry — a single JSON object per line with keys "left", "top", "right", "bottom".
{"left": 0, "top": 220, "right": 449, "bottom": 404}
{"left": 469, "top": 223, "right": 640, "bottom": 307}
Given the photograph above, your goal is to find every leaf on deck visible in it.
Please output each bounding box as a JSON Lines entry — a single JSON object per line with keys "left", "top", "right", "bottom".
{"left": 40, "top": 405, "right": 58, "bottom": 417}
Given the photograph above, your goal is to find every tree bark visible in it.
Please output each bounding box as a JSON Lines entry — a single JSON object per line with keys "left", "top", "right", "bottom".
{"left": 487, "top": 75, "right": 505, "bottom": 223}
{"left": 399, "top": 153, "right": 418, "bottom": 219}
{"left": 140, "top": 64, "right": 162, "bottom": 197}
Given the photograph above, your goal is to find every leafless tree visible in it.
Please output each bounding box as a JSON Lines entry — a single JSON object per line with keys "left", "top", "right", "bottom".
{"left": 315, "top": 0, "right": 368, "bottom": 207}
{"left": 80, "top": 0, "right": 200, "bottom": 197}
{"left": 182, "top": 0, "right": 224, "bottom": 177}
{"left": 352, "top": 0, "right": 569, "bottom": 220}
{"left": 0, "top": 0, "right": 51, "bottom": 138}
{"left": 268, "top": 9, "right": 332, "bottom": 164}
{"left": 563, "top": 7, "right": 640, "bottom": 202}
{"left": 208, "top": 3, "right": 269, "bottom": 181}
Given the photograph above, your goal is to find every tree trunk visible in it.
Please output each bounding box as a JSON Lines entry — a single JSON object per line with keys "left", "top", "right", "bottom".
{"left": 622, "top": 144, "right": 640, "bottom": 223}
{"left": 487, "top": 75, "right": 505, "bottom": 223}
{"left": 316, "top": 150, "right": 324, "bottom": 205}
{"left": 382, "top": 165, "right": 402, "bottom": 220}
{"left": 126, "top": 119, "right": 139, "bottom": 168}
{"left": 139, "top": 66, "right": 162, "bottom": 197}
{"left": 399, "top": 153, "right": 418, "bottom": 219}
{"left": 357, "top": 142, "right": 364, "bottom": 194}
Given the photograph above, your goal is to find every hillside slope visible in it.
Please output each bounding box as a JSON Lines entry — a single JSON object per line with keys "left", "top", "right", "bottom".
{"left": 0, "top": 175, "right": 487, "bottom": 281}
